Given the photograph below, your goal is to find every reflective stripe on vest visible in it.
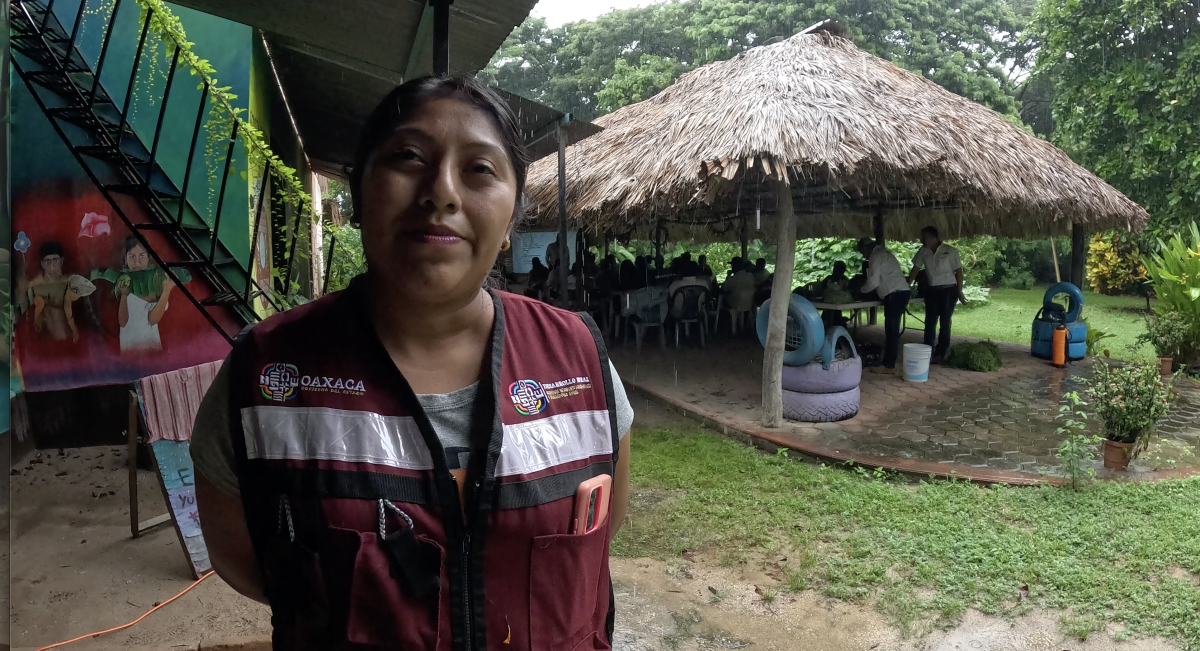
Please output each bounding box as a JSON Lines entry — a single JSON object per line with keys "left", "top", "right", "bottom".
{"left": 229, "top": 284, "right": 618, "bottom": 651}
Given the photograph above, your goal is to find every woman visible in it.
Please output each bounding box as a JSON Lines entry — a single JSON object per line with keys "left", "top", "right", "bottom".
{"left": 117, "top": 237, "right": 174, "bottom": 352}
{"left": 191, "top": 77, "right": 633, "bottom": 651}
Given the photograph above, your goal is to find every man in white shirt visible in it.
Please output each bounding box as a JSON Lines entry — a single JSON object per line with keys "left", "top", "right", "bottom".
{"left": 857, "top": 238, "right": 912, "bottom": 372}
{"left": 908, "top": 226, "right": 966, "bottom": 363}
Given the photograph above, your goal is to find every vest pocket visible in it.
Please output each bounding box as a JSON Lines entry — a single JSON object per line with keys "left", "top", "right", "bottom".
{"left": 341, "top": 529, "right": 445, "bottom": 648}
{"left": 529, "top": 523, "right": 610, "bottom": 650}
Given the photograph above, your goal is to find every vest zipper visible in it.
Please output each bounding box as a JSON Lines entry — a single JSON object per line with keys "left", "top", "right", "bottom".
{"left": 462, "top": 531, "right": 473, "bottom": 650}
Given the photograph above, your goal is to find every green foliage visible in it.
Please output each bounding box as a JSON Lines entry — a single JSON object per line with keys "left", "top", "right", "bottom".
{"left": 1085, "top": 359, "right": 1176, "bottom": 454}
{"left": 1135, "top": 309, "right": 1190, "bottom": 360}
{"left": 1087, "top": 232, "right": 1146, "bottom": 295}
{"left": 949, "top": 236, "right": 1070, "bottom": 288}
{"left": 960, "top": 285, "right": 991, "bottom": 307}
{"left": 482, "top": 0, "right": 1034, "bottom": 121}
{"left": 322, "top": 223, "right": 367, "bottom": 294}
{"left": 1053, "top": 391, "right": 1100, "bottom": 491}
{"left": 951, "top": 236, "right": 1003, "bottom": 286}
{"left": 945, "top": 340, "right": 1003, "bottom": 372}
{"left": 135, "top": 0, "right": 315, "bottom": 286}
{"left": 1142, "top": 222, "right": 1200, "bottom": 325}
{"left": 1081, "top": 318, "right": 1117, "bottom": 357}
{"left": 1030, "top": 0, "right": 1200, "bottom": 239}
{"left": 619, "top": 426, "right": 1200, "bottom": 644}
{"left": 595, "top": 54, "right": 686, "bottom": 112}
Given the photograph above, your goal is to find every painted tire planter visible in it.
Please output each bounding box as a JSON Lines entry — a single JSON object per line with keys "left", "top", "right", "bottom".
{"left": 819, "top": 326, "right": 858, "bottom": 369}
{"left": 782, "top": 386, "right": 860, "bottom": 422}
{"left": 1044, "top": 282, "right": 1085, "bottom": 323}
{"left": 757, "top": 295, "right": 824, "bottom": 366}
{"left": 781, "top": 356, "right": 862, "bottom": 394}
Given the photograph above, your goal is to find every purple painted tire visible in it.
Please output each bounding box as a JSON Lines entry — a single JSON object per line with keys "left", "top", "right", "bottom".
{"left": 780, "top": 356, "right": 862, "bottom": 394}
{"left": 782, "top": 387, "right": 860, "bottom": 423}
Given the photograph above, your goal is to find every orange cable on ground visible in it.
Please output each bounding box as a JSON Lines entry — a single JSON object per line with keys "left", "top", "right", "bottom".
{"left": 34, "top": 571, "right": 215, "bottom": 651}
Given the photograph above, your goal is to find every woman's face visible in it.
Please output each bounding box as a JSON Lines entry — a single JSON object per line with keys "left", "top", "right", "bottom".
{"left": 358, "top": 96, "right": 518, "bottom": 307}
{"left": 126, "top": 244, "right": 150, "bottom": 271}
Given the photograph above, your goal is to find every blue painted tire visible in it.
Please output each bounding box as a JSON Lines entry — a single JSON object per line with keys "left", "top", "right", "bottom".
{"left": 758, "top": 294, "right": 824, "bottom": 366}
{"left": 1044, "top": 282, "right": 1084, "bottom": 323}
{"left": 820, "top": 326, "right": 858, "bottom": 369}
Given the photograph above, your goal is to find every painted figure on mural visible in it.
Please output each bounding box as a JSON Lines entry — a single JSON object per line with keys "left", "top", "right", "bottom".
{"left": 90, "top": 236, "right": 194, "bottom": 354}
{"left": 117, "top": 237, "right": 175, "bottom": 353}
{"left": 21, "top": 240, "right": 97, "bottom": 343}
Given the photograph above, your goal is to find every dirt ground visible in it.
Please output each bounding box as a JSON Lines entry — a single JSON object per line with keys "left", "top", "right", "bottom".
{"left": 7, "top": 402, "right": 1181, "bottom": 651}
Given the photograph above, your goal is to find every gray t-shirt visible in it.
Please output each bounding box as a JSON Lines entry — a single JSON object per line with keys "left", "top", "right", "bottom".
{"left": 191, "top": 357, "right": 634, "bottom": 497}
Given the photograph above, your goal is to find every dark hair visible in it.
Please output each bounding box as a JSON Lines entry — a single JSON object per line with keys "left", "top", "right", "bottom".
{"left": 833, "top": 261, "right": 847, "bottom": 273}
{"left": 123, "top": 236, "right": 145, "bottom": 257}
{"left": 857, "top": 237, "right": 876, "bottom": 252}
{"left": 755, "top": 258, "right": 767, "bottom": 268}
{"left": 39, "top": 241, "right": 65, "bottom": 260}
{"left": 349, "top": 76, "right": 531, "bottom": 227}
{"left": 922, "top": 226, "right": 940, "bottom": 239}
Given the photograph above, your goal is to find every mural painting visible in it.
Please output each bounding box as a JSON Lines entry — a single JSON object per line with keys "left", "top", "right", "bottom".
{"left": 11, "top": 182, "right": 232, "bottom": 393}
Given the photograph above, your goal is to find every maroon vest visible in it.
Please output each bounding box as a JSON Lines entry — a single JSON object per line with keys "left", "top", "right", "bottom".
{"left": 228, "top": 281, "right": 619, "bottom": 651}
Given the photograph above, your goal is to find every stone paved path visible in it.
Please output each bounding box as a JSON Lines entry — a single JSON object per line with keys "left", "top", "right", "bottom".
{"left": 609, "top": 326, "right": 1200, "bottom": 480}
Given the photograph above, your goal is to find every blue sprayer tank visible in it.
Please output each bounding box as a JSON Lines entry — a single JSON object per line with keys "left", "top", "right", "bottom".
{"left": 1031, "top": 282, "right": 1087, "bottom": 361}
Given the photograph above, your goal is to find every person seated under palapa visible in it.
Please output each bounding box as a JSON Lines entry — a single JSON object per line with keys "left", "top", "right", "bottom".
{"left": 816, "top": 260, "right": 852, "bottom": 328}
{"left": 668, "top": 261, "right": 709, "bottom": 320}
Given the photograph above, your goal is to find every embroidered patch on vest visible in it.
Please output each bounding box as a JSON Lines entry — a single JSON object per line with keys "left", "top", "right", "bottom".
{"left": 508, "top": 376, "right": 593, "bottom": 416}
{"left": 259, "top": 363, "right": 300, "bottom": 402}
{"left": 509, "top": 379, "right": 548, "bottom": 416}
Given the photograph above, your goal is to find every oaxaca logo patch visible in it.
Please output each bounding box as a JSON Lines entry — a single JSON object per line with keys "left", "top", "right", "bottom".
{"left": 509, "top": 379, "right": 548, "bottom": 416}
{"left": 260, "top": 363, "right": 300, "bottom": 402}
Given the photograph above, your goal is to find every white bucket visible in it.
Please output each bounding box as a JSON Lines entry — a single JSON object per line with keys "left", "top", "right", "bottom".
{"left": 902, "top": 344, "right": 933, "bottom": 382}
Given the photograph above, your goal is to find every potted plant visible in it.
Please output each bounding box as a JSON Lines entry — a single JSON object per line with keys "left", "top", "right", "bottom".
{"left": 1135, "top": 311, "right": 1187, "bottom": 375}
{"left": 1085, "top": 359, "right": 1177, "bottom": 470}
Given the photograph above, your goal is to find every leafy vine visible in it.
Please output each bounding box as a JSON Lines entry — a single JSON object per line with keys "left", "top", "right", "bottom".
{"left": 134, "top": 0, "right": 314, "bottom": 253}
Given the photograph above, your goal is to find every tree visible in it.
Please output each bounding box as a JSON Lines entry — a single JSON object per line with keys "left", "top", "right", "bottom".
{"left": 1031, "top": 0, "right": 1199, "bottom": 239}
{"left": 595, "top": 55, "right": 687, "bottom": 112}
{"left": 482, "top": 0, "right": 1036, "bottom": 122}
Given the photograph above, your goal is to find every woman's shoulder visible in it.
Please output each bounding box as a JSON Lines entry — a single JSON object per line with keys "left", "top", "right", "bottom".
{"left": 243, "top": 288, "right": 354, "bottom": 343}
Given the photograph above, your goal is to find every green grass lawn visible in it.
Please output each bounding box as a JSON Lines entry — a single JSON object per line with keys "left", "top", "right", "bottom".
{"left": 615, "top": 426, "right": 1200, "bottom": 646}
{"left": 914, "top": 286, "right": 1154, "bottom": 360}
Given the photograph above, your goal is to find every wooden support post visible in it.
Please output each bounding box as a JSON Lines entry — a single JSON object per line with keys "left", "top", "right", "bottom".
{"left": 432, "top": 0, "right": 451, "bottom": 77}
{"left": 873, "top": 209, "right": 885, "bottom": 247}
{"left": 1070, "top": 222, "right": 1086, "bottom": 289}
{"left": 556, "top": 123, "right": 569, "bottom": 306}
{"left": 128, "top": 391, "right": 172, "bottom": 539}
{"left": 762, "top": 181, "right": 797, "bottom": 428}
{"left": 1050, "top": 238, "right": 1061, "bottom": 283}
{"left": 128, "top": 392, "right": 140, "bottom": 539}
{"left": 740, "top": 214, "right": 749, "bottom": 259}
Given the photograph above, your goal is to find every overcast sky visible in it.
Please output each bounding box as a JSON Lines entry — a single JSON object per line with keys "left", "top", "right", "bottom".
{"left": 530, "top": 0, "right": 669, "bottom": 27}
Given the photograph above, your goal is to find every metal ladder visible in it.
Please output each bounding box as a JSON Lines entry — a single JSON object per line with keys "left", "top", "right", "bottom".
{"left": 9, "top": 0, "right": 280, "bottom": 343}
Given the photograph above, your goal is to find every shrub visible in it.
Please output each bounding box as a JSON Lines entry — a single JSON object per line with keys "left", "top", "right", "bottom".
{"left": 998, "top": 266, "right": 1036, "bottom": 290}
{"left": 1141, "top": 223, "right": 1200, "bottom": 366}
{"left": 946, "top": 340, "right": 1003, "bottom": 372}
{"left": 1135, "top": 311, "right": 1189, "bottom": 360}
{"left": 1087, "top": 232, "right": 1145, "bottom": 295}
{"left": 961, "top": 285, "right": 991, "bottom": 308}
{"left": 1084, "top": 359, "right": 1175, "bottom": 457}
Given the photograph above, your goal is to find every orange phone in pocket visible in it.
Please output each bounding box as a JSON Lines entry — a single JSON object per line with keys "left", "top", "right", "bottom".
{"left": 572, "top": 475, "right": 612, "bottom": 535}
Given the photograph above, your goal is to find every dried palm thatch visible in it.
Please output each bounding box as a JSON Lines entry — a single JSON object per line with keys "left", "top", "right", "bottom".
{"left": 525, "top": 29, "right": 1148, "bottom": 242}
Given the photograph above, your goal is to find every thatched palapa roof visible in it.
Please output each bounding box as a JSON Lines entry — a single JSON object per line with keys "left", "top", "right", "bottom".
{"left": 525, "top": 27, "right": 1148, "bottom": 242}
